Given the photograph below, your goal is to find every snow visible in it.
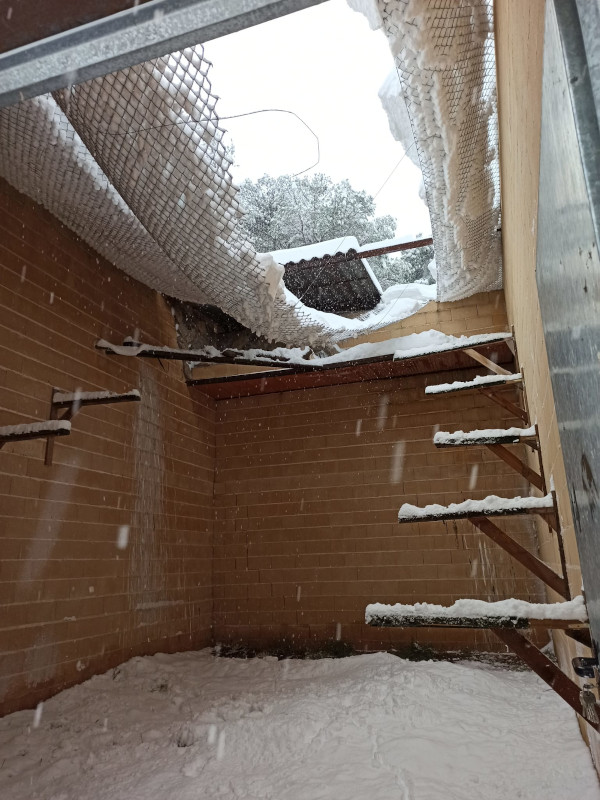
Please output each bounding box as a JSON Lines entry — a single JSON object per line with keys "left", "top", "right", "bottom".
{"left": 0, "top": 420, "right": 71, "bottom": 436}
{"left": 392, "top": 330, "right": 509, "bottom": 360}
{"left": 398, "top": 493, "right": 554, "bottom": 521}
{"left": 270, "top": 237, "right": 364, "bottom": 263}
{"left": 186, "top": 329, "right": 509, "bottom": 372}
{"left": 425, "top": 372, "right": 522, "bottom": 395}
{"left": 366, "top": 595, "right": 588, "bottom": 624}
{"left": 0, "top": 649, "right": 597, "bottom": 800}
{"left": 434, "top": 425, "right": 537, "bottom": 445}
{"left": 53, "top": 390, "right": 140, "bottom": 404}
{"left": 348, "top": 0, "right": 503, "bottom": 302}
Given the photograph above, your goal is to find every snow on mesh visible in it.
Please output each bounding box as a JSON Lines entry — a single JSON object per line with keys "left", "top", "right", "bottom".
{"left": 398, "top": 493, "right": 554, "bottom": 520}
{"left": 433, "top": 425, "right": 536, "bottom": 444}
{"left": 349, "top": 0, "right": 502, "bottom": 301}
{"left": 365, "top": 595, "right": 588, "bottom": 624}
{"left": 0, "top": 50, "right": 431, "bottom": 348}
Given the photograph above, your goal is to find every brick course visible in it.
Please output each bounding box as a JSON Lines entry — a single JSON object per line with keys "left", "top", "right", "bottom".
{"left": 0, "top": 179, "right": 215, "bottom": 715}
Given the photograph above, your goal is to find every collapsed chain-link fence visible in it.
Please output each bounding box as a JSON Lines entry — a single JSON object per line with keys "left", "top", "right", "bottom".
{"left": 351, "top": 0, "right": 502, "bottom": 301}
{"left": 0, "top": 1, "right": 501, "bottom": 346}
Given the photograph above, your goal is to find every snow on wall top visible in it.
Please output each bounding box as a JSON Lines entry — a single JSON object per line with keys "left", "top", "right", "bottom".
{"left": 348, "top": 0, "right": 502, "bottom": 301}
{"left": 365, "top": 595, "right": 588, "bottom": 623}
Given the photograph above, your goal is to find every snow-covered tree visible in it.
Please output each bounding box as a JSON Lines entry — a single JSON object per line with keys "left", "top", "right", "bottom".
{"left": 238, "top": 172, "right": 395, "bottom": 253}
{"left": 376, "top": 245, "right": 435, "bottom": 290}
{"left": 238, "top": 173, "right": 433, "bottom": 286}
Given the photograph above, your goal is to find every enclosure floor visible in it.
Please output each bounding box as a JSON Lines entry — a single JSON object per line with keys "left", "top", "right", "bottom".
{"left": 0, "top": 650, "right": 598, "bottom": 799}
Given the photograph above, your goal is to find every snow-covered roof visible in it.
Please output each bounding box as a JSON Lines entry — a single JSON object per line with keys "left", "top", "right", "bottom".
{"left": 270, "top": 237, "right": 363, "bottom": 264}
{"left": 269, "top": 237, "right": 383, "bottom": 315}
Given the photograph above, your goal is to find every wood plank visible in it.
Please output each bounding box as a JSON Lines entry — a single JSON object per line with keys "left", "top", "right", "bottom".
{"left": 493, "top": 628, "right": 600, "bottom": 731}
{"left": 188, "top": 340, "right": 515, "bottom": 399}
{"left": 367, "top": 614, "right": 585, "bottom": 629}
{"left": 398, "top": 504, "right": 554, "bottom": 525}
{"left": 435, "top": 432, "right": 537, "bottom": 447}
{"left": 463, "top": 347, "right": 512, "bottom": 375}
{"left": 486, "top": 443, "right": 545, "bottom": 491}
{"left": 470, "top": 516, "right": 570, "bottom": 599}
{"left": 478, "top": 387, "right": 529, "bottom": 422}
{"left": 52, "top": 391, "right": 141, "bottom": 409}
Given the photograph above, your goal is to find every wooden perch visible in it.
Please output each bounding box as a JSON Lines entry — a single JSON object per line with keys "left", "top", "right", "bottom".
{"left": 366, "top": 613, "right": 585, "bottom": 630}
{"left": 434, "top": 427, "right": 544, "bottom": 492}
{"left": 365, "top": 601, "right": 597, "bottom": 731}
{"left": 45, "top": 386, "right": 140, "bottom": 466}
{"left": 0, "top": 420, "right": 71, "bottom": 450}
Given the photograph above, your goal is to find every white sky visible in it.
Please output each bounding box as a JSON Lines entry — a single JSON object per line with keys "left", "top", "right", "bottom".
{"left": 203, "top": 0, "right": 431, "bottom": 241}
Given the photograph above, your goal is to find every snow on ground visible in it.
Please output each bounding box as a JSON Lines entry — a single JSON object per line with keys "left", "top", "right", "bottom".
{"left": 0, "top": 650, "right": 598, "bottom": 800}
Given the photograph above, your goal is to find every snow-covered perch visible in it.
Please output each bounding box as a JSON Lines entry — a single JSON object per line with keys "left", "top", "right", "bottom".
{"left": 98, "top": 330, "right": 513, "bottom": 373}
{"left": 425, "top": 372, "right": 522, "bottom": 395}
{"left": 365, "top": 596, "right": 588, "bottom": 628}
{"left": 45, "top": 387, "right": 141, "bottom": 466}
{"left": 398, "top": 493, "right": 554, "bottom": 522}
{"left": 0, "top": 419, "right": 71, "bottom": 448}
{"left": 434, "top": 426, "right": 545, "bottom": 493}
{"left": 433, "top": 425, "right": 537, "bottom": 446}
{"left": 52, "top": 389, "right": 141, "bottom": 407}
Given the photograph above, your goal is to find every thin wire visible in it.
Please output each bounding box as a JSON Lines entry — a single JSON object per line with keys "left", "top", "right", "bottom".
{"left": 97, "top": 107, "right": 320, "bottom": 178}
{"left": 219, "top": 109, "right": 320, "bottom": 178}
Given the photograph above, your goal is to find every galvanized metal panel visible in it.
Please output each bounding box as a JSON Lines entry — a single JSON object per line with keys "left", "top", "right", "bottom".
{"left": 0, "top": 0, "right": 326, "bottom": 108}
{"left": 536, "top": 0, "right": 600, "bottom": 653}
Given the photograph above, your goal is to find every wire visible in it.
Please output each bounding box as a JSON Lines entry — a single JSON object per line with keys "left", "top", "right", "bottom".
{"left": 219, "top": 109, "right": 320, "bottom": 178}
{"left": 97, "top": 107, "right": 320, "bottom": 179}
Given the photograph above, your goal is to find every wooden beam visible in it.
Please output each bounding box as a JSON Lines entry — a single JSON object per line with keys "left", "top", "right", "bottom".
{"left": 470, "top": 516, "right": 570, "bottom": 599}
{"left": 478, "top": 387, "right": 529, "bottom": 423}
{"left": 486, "top": 443, "right": 545, "bottom": 492}
{"left": 493, "top": 627, "right": 600, "bottom": 731}
{"left": 463, "top": 348, "right": 512, "bottom": 375}
{"left": 564, "top": 627, "right": 593, "bottom": 649}
{"left": 366, "top": 614, "right": 585, "bottom": 630}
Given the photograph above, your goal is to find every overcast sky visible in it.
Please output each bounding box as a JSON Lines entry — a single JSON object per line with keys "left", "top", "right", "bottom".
{"left": 203, "top": 0, "right": 431, "bottom": 241}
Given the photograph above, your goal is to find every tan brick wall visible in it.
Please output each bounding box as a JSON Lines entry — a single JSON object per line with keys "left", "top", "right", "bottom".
{"left": 0, "top": 179, "right": 215, "bottom": 714}
{"left": 340, "top": 289, "right": 508, "bottom": 346}
{"left": 496, "top": 0, "right": 598, "bottom": 759}
{"left": 212, "top": 328, "right": 546, "bottom": 653}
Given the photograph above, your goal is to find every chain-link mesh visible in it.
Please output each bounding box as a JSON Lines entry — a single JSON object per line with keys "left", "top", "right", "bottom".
{"left": 373, "top": 0, "right": 502, "bottom": 300}
{"left": 0, "top": 4, "right": 500, "bottom": 345}
{"left": 0, "top": 44, "right": 430, "bottom": 346}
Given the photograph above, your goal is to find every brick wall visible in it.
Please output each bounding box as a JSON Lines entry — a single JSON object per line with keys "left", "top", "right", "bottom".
{"left": 0, "top": 179, "right": 215, "bottom": 715}
{"left": 212, "top": 356, "right": 545, "bottom": 654}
